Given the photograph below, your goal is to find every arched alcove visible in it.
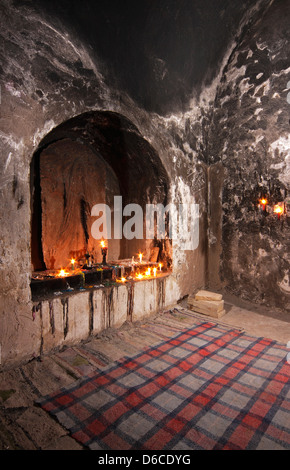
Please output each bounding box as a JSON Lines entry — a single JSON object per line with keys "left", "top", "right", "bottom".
{"left": 30, "top": 110, "right": 171, "bottom": 295}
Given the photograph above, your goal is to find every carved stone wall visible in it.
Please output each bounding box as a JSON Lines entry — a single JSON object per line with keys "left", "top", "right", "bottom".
{"left": 208, "top": 0, "right": 290, "bottom": 310}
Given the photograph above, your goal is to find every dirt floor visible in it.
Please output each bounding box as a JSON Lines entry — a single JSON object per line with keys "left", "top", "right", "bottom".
{"left": 0, "top": 293, "right": 289, "bottom": 450}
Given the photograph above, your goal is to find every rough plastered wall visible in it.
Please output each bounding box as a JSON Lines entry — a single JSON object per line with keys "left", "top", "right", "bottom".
{"left": 0, "top": 0, "right": 210, "bottom": 367}
{"left": 208, "top": 0, "right": 290, "bottom": 311}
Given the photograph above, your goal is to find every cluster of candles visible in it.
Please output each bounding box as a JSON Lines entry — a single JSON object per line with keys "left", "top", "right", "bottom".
{"left": 117, "top": 252, "right": 163, "bottom": 283}
{"left": 137, "top": 252, "right": 162, "bottom": 270}
{"left": 56, "top": 243, "right": 163, "bottom": 283}
{"left": 57, "top": 268, "right": 69, "bottom": 278}
{"left": 258, "top": 198, "right": 285, "bottom": 220}
{"left": 56, "top": 240, "right": 107, "bottom": 278}
{"left": 117, "top": 265, "right": 162, "bottom": 283}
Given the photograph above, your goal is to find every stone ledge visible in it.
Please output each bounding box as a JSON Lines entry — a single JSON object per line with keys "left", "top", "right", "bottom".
{"left": 33, "top": 275, "right": 179, "bottom": 356}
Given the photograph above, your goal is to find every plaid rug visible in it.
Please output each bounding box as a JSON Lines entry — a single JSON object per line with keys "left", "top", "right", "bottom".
{"left": 37, "top": 321, "right": 290, "bottom": 450}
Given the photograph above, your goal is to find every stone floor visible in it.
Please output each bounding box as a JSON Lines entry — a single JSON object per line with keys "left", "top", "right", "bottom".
{"left": 0, "top": 293, "right": 289, "bottom": 450}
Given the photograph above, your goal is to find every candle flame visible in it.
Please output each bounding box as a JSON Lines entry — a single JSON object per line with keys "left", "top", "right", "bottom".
{"left": 274, "top": 205, "right": 283, "bottom": 215}
{"left": 71, "top": 258, "right": 75, "bottom": 265}
{"left": 136, "top": 273, "right": 143, "bottom": 280}
{"left": 100, "top": 240, "right": 105, "bottom": 248}
{"left": 58, "top": 269, "right": 68, "bottom": 277}
{"left": 260, "top": 198, "right": 268, "bottom": 206}
{"left": 153, "top": 267, "right": 157, "bottom": 276}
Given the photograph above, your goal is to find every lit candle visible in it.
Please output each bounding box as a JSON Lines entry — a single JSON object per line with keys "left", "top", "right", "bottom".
{"left": 274, "top": 205, "right": 283, "bottom": 220}
{"left": 136, "top": 273, "right": 143, "bottom": 280}
{"left": 58, "top": 269, "right": 68, "bottom": 277}
{"left": 159, "top": 263, "right": 162, "bottom": 272}
{"left": 145, "top": 268, "right": 151, "bottom": 276}
{"left": 259, "top": 198, "right": 268, "bottom": 212}
{"left": 71, "top": 258, "right": 75, "bottom": 271}
{"left": 153, "top": 267, "right": 157, "bottom": 277}
{"left": 139, "top": 253, "right": 143, "bottom": 263}
{"left": 100, "top": 240, "right": 108, "bottom": 264}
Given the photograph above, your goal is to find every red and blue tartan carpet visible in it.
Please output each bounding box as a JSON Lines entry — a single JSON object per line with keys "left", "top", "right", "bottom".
{"left": 38, "top": 321, "right": 290, "bottom": 450}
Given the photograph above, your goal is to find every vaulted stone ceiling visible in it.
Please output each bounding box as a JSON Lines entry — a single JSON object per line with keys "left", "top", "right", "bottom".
{"left": 13, "top": 0, "right": 265, "bottom": 115}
